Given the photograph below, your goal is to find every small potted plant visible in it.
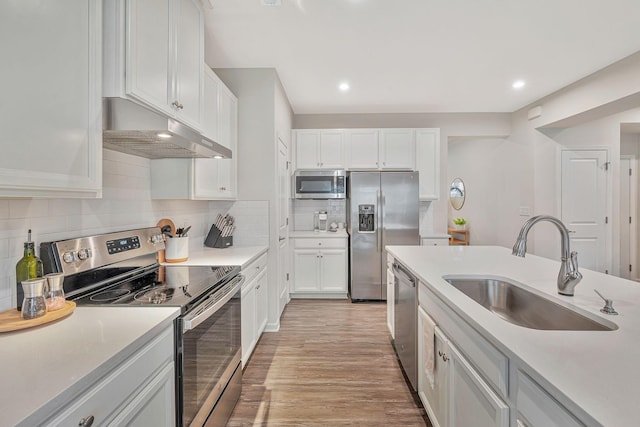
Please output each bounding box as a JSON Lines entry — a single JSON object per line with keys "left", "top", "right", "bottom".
{"left": 453, "top": 217, "right": 467, "bottom": 230}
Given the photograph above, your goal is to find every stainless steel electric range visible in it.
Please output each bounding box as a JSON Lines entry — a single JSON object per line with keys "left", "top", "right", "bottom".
{"left": 40, "top": 227, "right": 243, "bottom": 427}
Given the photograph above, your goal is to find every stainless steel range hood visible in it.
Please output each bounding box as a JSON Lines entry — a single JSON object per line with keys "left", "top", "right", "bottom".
{"left": 102, "top": 98, "right": 232, "bottom": 159}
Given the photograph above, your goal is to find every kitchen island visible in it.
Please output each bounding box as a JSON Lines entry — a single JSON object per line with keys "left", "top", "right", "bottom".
{"left": 0, "top": 306, "right": 179, "bottom": 426}
{"left": 386, "top": 245, "right": 640, "bottom": 427}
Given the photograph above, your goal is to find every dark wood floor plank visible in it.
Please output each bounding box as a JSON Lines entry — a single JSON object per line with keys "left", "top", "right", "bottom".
{"left": 227, "top": 299, "right": 431, "bottom": 426}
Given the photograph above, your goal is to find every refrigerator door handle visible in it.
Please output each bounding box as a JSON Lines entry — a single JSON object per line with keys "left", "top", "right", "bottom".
{"left": 381, "top": 191, "right": 385, "bottom": 252}
{"left": 377, "top": 189, "right": 382, "bottom": 252}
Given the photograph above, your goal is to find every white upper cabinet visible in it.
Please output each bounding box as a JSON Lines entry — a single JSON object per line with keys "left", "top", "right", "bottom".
{"left": 294, "top": 130, "right": 346, "bottom": 169}
{"left": 151, "top": 66, "right": 237, "bottom": 200}
{"left": 202, "top": 67, "right": 220, "bottom": 142}
{"left": 0, "top": 0, "right": 102, "bottom": 198}
{"left": 379, "top": 129, "right": 415, "bottom": 169}
{"left": 217, "top": 82, "right": 237, "bottom": 150}
{"left": 173, "top": 0, "right": 203, "bottom": 128}
{"left": 203, "top": 65, "right": 239, "bottom": 151}
{"left": 104, "top": 0, "right": 204, "bottom": 130}
{"left": 346, "top": 129, "right": 414, "bottom": 170}
{"left": 346, "top": 129, "right": 379, "bottom": 169}
{"left": 416, "top": 128, "right": 441, "bottom": 200}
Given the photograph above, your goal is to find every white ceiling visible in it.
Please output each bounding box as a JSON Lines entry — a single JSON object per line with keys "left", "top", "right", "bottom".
{"left": 204, "top": 0, "right": 640, "bottom": 114}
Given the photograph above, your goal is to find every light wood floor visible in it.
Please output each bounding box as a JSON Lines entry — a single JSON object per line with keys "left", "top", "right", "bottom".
{"left": 227, "top": 299, "right": 431, "bottom": 426}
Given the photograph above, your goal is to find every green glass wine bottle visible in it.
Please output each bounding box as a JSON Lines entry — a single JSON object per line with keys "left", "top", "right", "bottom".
{"left": 16, "top": 229, "right": 43, "bottom": 311}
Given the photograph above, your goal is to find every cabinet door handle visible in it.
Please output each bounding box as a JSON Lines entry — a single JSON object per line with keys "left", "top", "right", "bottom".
{"left": 78, "top": 415, "right": 95, "bottom": 427}
{"left": 256, "top": 285, "right": 260, "bottom": 290}
{"left": 171, "top": 101, "right": 184, "bottom": 110}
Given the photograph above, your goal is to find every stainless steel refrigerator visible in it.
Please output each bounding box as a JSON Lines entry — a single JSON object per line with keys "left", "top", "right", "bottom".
{"left": 348, "top": 171, "right": 419, "bottom": 301}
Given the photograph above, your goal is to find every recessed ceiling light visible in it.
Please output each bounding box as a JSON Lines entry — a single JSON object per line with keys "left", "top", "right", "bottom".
{"left": 261, "top": 0, "right": 282, "bottom": 6}
{"left": 157, "top": 132, "right": 172, "bottom": 139}
{"left": 339, "top": 82, "right": 350, "bottom": 92}
{"left": 512, "top": 80, "right": 526, "bottom": 89}
{"left": 213, "top": 155, "right": 223, "bottom": 159}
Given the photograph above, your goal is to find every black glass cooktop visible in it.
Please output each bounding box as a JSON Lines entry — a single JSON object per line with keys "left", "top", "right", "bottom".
{"left": 72, "top": 265, "right": 239, "bottom": 310}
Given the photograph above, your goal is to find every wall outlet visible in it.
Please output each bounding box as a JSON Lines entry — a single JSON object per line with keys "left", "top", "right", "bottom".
{"left": 519, "top": 206, "right": 532, "bottom": 216}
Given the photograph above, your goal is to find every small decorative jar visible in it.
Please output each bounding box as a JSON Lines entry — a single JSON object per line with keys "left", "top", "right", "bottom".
{"left": 45, "top": 272, "right": 66, "bottom": 311}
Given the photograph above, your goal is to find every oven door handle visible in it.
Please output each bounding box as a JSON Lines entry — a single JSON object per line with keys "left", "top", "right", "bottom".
{"left": 182, "top": 275, "right": 245, "bottom": 332}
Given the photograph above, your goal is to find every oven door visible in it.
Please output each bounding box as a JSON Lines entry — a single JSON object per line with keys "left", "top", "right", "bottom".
{"left": 177, "top": 275, "right": 243, "bottom": 427}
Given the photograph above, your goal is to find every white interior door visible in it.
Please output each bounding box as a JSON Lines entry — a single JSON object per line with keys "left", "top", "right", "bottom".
{"left": 620, "top": 156, "right": 637, "bottom": 280}
{"left": 561, "top": 150, "right": 608, "bottom": 273}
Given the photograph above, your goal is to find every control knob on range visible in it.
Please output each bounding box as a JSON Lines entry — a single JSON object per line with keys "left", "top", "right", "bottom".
{"left": 150, "top": 234, "right": 164, "bottom": 244}
{"left": 77, "top": 248, "right": 92, "bottom": 261}
{"left": 62, "top": 251, "right": 77, "bottom": 263}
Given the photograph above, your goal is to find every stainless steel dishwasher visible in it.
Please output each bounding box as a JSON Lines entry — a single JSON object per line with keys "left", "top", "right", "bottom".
{"left": 393, "top": 261, "right": 417, "bottom": 391}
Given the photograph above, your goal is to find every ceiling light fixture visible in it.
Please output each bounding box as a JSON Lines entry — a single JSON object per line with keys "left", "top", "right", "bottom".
{"left": 512, "top": 80, "right": 526, "bottom": 89}
{"left": 261, "top": 0, "right": 282, "bottom": 6}
{"left": 339, "top": 82, "right": 350, "bottom": 92}
{"left": 213, "top": 155, "right": 223, "bottom": 159}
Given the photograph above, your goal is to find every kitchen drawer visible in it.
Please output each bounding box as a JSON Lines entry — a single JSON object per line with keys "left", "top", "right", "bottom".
{"left": 421, "top": 238, "right": 449, "bottom": 246}
{"left": 242, "top": 252, "right": 268, "bottom": 285}
{"left": 419, "top": 282, "right": 509, "bottom": 400}
{"left": 293, "top": 238, "right": 347, "bottom": 249}
{"left": 516, "top": 371, "right": 584, "bottom": 427}
{"left": 45, "top": 327, "right": 174, "bottom": 426}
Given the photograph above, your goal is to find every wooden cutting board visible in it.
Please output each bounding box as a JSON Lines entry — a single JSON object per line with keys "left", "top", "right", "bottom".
{"left": 156, "top": 218, "right": 176, "bottom": 264}
{"left": 0, "top": 301, "right": 76, "bottom": 332}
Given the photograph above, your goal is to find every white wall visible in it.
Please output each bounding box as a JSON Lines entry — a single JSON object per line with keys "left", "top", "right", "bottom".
{"left": 448, "top": 137, "right": 529, "bottom": 247}
{"left": 512, "top": 80, "right": 640, "bottom": 274}
{"left": 214, "top": 68, "right": 294, "bottom": 330}
{"left": 0, "top": 149, "right": 267, "bottom": 311}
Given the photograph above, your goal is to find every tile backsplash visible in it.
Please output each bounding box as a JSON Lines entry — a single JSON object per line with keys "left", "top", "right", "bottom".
{"left": 293, "top": 199, "right": 434, "bottom": 236}
{"left": 293, "top": 199, "right": 346, "bottom": 230}
{"left": 0, "top": 150, "right": 268, "bottom": 311}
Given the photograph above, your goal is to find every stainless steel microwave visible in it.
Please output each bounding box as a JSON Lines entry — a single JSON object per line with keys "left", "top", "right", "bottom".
{"left": 293, "top": 170, "right": 347, "bottom": 199}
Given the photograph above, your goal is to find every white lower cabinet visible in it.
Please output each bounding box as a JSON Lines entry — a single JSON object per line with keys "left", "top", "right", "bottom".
{"left": 418, "top": 309, "right": 448, "bottom": 427}
{"left": 386, "top": 266, "right": 395, "bottom": 338}
{"left": 515, "top": 371, "right": 583, "bottom": 427}
{"left": 46, "top": 326, "right": 175, "bottom": 427}
{"left": 448, "top": 342, "right": 509, "bottom": 427}
{"left": 241, "top": 253, "right": 268, "bottom": 367}
{"left": 291, "top": 237, "right": 347, "bottom": 297}
{"left": 418, "top": 306, "right": 508, "bottom": 427}
{"left": 417, "top": 281, "right": 590, "bottom": 427}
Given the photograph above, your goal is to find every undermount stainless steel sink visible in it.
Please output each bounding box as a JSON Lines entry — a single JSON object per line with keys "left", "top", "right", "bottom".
{"left": 442, "top": 275, "right": 617, "bottom": 331}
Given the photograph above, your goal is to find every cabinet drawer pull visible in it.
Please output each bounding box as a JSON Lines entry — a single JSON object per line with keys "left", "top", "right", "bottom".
{"left": 171, "top": 101, "right": 184, "bottom": 110}
{"left": 79, "top": 415, "right": 95, "bottom": 427}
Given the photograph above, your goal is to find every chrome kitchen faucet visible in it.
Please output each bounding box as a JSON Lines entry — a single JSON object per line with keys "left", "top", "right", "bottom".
{"left": 512, "top": 215, "right": 583, "bottom": 296}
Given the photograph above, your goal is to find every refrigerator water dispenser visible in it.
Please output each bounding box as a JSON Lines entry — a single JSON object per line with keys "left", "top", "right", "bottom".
{"left": 358, "top": 204, "right": 375, "bottom": 232}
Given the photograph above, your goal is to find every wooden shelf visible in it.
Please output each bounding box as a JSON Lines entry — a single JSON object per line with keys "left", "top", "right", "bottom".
{"left": 448, "top": 227, "right": 469, "bottom": 246}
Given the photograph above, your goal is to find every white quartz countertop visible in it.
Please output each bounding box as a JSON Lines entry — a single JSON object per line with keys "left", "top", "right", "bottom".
{"left": 386, "top": 245, "right": 640, "bottom": 427}
{"left": 0, "top": 306, "right": 180, "bottom": 427}
{"left": 290, "top": 230, "right": 349, "bottom": 238}
{"left": 162, "top": 245, "right": 268, "bottom": 269}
